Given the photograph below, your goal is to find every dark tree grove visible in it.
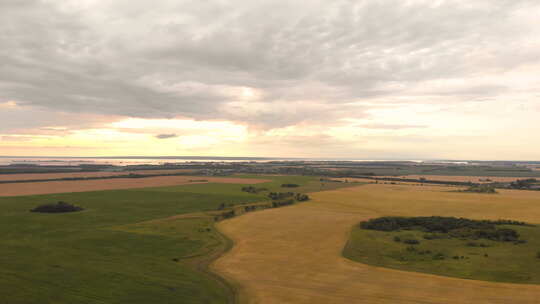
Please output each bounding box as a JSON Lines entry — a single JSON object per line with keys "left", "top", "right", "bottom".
{"left": 360, "top": 216, "right": 528, "bottom": 242}
{"left": 268, "top": 192, "right": 294, "bottom": 200}
{"left": 30, "top": 201, "right": 84, "bottom": 213}
{"left": 281, "top": 183, "right": 300, "bottom": 188}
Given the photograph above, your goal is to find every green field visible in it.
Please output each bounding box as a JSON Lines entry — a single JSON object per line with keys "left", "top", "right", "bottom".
{"left": 0, "top": 175, "right": 356, "bottom": 304}
{"left": 343, "top": 223, "right": 540, "bottom": 284}
{"left": 332, "top": 165, "right": 540, "bottom": 178}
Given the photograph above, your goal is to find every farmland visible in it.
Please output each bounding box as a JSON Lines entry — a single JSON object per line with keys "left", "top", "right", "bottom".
{"left": 214, "top": 183, "right": 540, "bottom": 303}
{"left": 0, "top": 176, "right": 269, "bottom": 197}
{"left": 0, "top": 174, "right": 354, "bottom": 304}
{"left": 378, "top": 175, "right": 529, "bottom": 183}
{"left": 0, "top": 169, "right": 196, "bottom": 182}
{"left": 344, "top": 217, "right": 540, "bottom": 284}
{"left": 4, "top": 171, "right": 540, "bottom": 304}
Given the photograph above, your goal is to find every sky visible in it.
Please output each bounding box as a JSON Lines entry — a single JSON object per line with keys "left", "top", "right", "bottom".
{"left": 1, "top": 0, "right": 540, "bottom": 160}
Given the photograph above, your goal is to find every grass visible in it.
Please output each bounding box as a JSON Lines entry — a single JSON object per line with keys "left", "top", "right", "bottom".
{"left": 334, "top": 165, "right": 540, "bottom": 178}
{"left": 0, "top": 174, "right": 349, "bottom": 304}
{"left": 343, "top": 224, "right": 540, "bottom": 284}
{"left": 233, "top": 174, "right": 361, "bottom": 194}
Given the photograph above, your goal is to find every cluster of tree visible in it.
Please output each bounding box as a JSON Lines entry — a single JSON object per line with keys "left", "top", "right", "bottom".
{"left": 271, "top": 199, "right": 295, "bottom": 208}
{"left": 394, "top": 236, "right": 420, "bottom": 245}
{"left": 466, "top": 241, "right": 490, "bottom": 247}
{"left": 295, "top": 193, "right": 309, "bottom": 201}
{"left": 473, "top": 228, "right": 521, "bottom": 242}
{"left": 462, "top": 184, "right": 497, "bottom": 193}
{"left": 215, "top": 210, "right": 235, "bottom": 221}
{"left": 244, "top": 205, "right": 258, "bottom": 212}
{"left": 268, "top": 192, "right": 294, "bottom": 200}
{"left": 361, "top": 216, "right": 527, "bottom": 242}
{"left": 243, "top": 205, "right": 270, "bottom": 212}
{"left": 281, "top": 183, "right": 299, "bottom": 188}
{"left": 241, "top": 186, "right": 267, "bottom": 193}
{"left": 361, "top": 216, "right": 527, "bottom": 232}
{"left": 30, "top": 201, "right": 84, "bottom": 213}
{"left": 319, "top": 178, "right": 345, "bottom": 183}
{"left": 509, "top": 178, "right": 538, "bottom": 190}
{"left": 350, "top": 176, "right": 476, "bottom": 186}
{"left": 406, "top": 247, "right": 432, "bottom": 255}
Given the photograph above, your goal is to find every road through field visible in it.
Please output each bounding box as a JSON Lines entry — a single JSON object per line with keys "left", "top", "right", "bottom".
{"left": 213, "top": 184, "right": 540, "bottom": 303}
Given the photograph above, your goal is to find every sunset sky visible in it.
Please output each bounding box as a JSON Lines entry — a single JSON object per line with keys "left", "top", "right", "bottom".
{"left": 1, "top": 0, "right": 539, "bottom": 160}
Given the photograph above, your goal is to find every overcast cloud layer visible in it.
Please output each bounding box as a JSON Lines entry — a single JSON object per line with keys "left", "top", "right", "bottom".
{"left": 1, "top": 0, "right": 540, "bottom": 159}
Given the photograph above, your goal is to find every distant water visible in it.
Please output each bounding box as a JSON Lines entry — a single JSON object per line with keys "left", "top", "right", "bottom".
{"left": 0, "top": 157, "right": 274, "bottom": 166}
{"left": 0, "top": 156, "right": 469, "bottom": 167}
{"left": 0, "top": 156, "right": 310, "bottom": 166}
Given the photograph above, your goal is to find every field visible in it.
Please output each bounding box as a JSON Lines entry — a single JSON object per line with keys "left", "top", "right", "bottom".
{"left": 0, "top": 176, "right": 268, "bottom": 197}
{"left": 328, "top": 164, "right": 540, "bottom": 178}
{"left": 213, "top": 183, "right": 540, "bottom": 303}
{"left": 0, "top": 169, "right": 196, "bottom": 182}
{"left": 0, "top": 174, "right": 355, "bottom": 303}
{"left": 344, "top": 221, "right": 540, "bottom": 284}
{"left": 379, "top": 175, "right": 530, "bottom": 183}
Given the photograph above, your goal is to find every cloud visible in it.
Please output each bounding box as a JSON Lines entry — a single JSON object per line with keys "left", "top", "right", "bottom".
{"left": 359, "top": 124, "right": 428, "bottom": 130}
{"left": 1, "top": 136, "right": 34, "bottom": 142}
{"left": 1, "top": 0, "right": 539, "bottom": 130}
{"left": 155, "top": 133, "right": 178, "bottom": 139}
{"left": 1, "top": 0, "right": 540, "bottom": 159}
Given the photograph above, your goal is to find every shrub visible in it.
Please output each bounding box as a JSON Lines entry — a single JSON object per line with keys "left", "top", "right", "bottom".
{"left": 241, "top": 186, "right": 267, "bottom": 194}
{"left": 360, "top": 216, "right": 526, "bottom": 243}
{"left": 463, "top": 185, "right": 497, "bottom": 193}
{"left": 393, "top": 236, "right": 401, "bottom": 242}
{"left": 406, "top": 246, "right": 416, "bottom": 252}
{"left": 403, "top": 239, "right": 420, "bottom": 245}
{"left": 281, "top": 183, "right": 299, "bottom": 188}
{"left": 218, "top": 210, "right": 235, "bottom": 220}
{"left": 244, "top": 205, "right": 258, "bottom": 212}
{"left": 510, "top": 179, "right": 538, "bottom": 190}
{"left": 433, "top": 253, "right": 446, "bottom": 260}
{"left": 295, "top": 193, "right": 310, "bottom": 201}
{"left": 271, "top": 199, "right": 295, "bottom": 208}
{"left": 268, "top": 192, "right": 294, "bottom": 200}
{"left": 424, "top": 233, "right": 447, "bottom": 240}
{"left": 30, "top": 201, "right": 83, "bottom": 213}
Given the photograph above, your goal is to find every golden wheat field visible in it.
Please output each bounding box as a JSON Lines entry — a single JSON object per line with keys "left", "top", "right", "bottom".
{"left": 213, "top": 184, "right": 540, "bottom": 304}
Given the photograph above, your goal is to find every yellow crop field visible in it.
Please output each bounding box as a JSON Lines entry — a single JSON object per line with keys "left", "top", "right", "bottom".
{"left": 213, "top": 184, "right": 540, "bottom": 303}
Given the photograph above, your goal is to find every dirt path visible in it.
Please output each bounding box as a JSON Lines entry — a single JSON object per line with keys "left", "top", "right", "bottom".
{"left": 212, "top": 184, "right": 540, "bottom": 303}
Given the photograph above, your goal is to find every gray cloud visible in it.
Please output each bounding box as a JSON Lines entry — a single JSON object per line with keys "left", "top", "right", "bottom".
{"left": 1, "top": 0, "right": 540, "bottom": 130}
{"left": 155, "top": 133, "right": 178, "bottom": 139}
{"left": 359, "top": 124, "right": 428, "bottom": 130}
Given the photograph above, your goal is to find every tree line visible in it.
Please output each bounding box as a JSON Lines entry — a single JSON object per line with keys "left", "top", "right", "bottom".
{"left": 360, "top": 216, "right": 528, "bottom": 242}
